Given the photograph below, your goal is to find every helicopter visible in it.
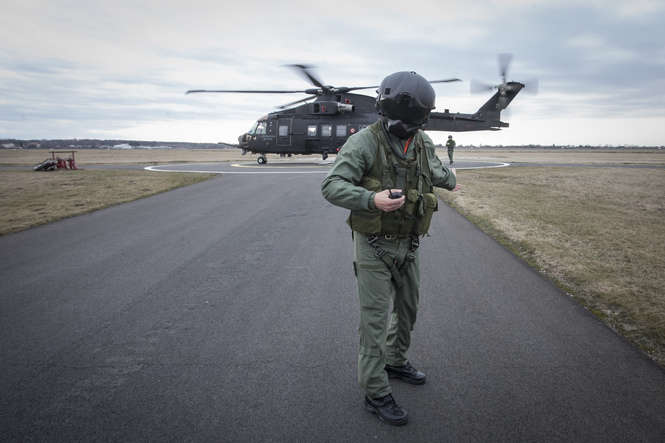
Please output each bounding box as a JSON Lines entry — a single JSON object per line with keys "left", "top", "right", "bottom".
{"left": 186, "top": 54, "right": 535, "bottom": 165}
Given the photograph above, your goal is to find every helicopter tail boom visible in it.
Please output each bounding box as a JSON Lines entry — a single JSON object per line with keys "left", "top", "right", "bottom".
{"left": 472, "top": 81, "right": 523, "bottom": 122}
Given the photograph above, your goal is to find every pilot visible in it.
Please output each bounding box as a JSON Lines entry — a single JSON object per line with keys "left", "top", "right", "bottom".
{"left": 321, "top": 71, "right": 456, "bottom": 426}
{"left": 446, "top": 135, "right": 456, "bottom": 165}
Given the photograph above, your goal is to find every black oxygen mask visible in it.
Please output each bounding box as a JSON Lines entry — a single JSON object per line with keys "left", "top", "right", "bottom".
{"left": 385, "top": 118, "right": 422, "bottom": 139}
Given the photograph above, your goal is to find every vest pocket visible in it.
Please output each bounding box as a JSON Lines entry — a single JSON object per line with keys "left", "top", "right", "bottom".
{"left": 349, "top": 211, "right": 382, "bottom": 234}
{"left": 405, "top": 189, "right": 419, "bottom": 216}
{"left": 416, "top": 193, "right": 438, "bottom": 234}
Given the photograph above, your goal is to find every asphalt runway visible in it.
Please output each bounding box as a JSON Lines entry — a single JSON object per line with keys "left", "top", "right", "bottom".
{"left": 2, "top": 169, "right": 665, "bottom": 441}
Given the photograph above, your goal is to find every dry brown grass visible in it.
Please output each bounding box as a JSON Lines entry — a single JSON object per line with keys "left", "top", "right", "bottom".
{"left": 0, "top": 149, "right": 325, "bottom": 166}
{"left": 0, "top": 170, "right": 214, "bottom": 235}
{"left": 437, "top": 166, "right": 665, "bottom": 366}
{"left": 439, "top": 148, "right": 665, "bottom": 165}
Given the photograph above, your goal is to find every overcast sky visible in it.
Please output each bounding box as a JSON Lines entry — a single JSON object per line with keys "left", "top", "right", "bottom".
{"left": 1, "top": 0, "right": 664, "bottom": 146}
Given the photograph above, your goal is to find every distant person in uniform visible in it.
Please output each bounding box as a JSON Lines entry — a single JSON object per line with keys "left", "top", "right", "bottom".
{"left": 446, "top": 135, "right": 456, "bottom": 166}
{"left": 321, "top": 71, "right": 457, "bottom": 426}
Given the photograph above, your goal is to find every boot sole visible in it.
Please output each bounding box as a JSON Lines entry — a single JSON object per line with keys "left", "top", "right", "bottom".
{"left": 364, "top": 402, "right": 408, "bottom": 426}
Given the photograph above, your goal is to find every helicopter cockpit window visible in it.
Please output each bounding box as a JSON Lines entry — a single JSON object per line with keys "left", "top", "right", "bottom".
{"left": 321, "top": 124, "right": 332, "bottom": 137}
{"left": 336, "top": 124, "right": 347, "bottom": 137}
{"left": 255, "top": 121, "right": 267, "bottom": 135}
{"left": 248, "top": 121, "right": 259, "bottom": 135}
{"left": 307, "top": 125, "right": 317, "bottom": 137}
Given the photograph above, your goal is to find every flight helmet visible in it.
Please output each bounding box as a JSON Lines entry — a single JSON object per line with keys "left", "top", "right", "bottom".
{"left": 376, "top": 71, "right": 435, "bottom": 138}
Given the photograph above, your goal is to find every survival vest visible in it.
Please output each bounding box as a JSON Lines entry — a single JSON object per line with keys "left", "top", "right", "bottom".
{"left": 347, "top": 121, "right": 438, "bottom": 236}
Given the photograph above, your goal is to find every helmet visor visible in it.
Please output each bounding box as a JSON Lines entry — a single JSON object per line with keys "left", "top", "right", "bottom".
{"left": 379, "top": 93, "right": 433, "bottom": 124}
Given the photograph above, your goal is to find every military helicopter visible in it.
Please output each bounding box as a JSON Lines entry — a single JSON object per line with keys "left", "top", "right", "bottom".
{"left": 187, "top": 55, "right": 534, "bottom": 165}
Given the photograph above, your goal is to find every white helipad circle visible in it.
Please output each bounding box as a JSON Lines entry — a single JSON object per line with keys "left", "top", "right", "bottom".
{"left": 145, "top": 160, "right": 510, "bottom": 174}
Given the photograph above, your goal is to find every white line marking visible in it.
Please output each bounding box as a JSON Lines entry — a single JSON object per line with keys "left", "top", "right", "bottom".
{"left": 456, "top": 162, "right": 511, "bottom": 170}
{"left": 144, "top": 161, "right": 511, "bottom": 174}
{"left": 144, "top": 164, "right": 327, "bottom": 174}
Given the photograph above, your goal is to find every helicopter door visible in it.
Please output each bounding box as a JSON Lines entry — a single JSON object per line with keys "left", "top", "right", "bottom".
{"left": 277, "top": 118, "right": 292, "bottom": 146}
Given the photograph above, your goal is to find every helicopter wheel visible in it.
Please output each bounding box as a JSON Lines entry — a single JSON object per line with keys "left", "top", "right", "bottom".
{"left": 322, "top": 151, "right": 328, "bottom": 161}
{"left": 257, "top": 155, "right": 267, "bottom": 165}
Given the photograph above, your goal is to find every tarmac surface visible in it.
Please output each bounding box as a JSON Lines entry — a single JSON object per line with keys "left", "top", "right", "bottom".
{"left": 2, "top": 165, "right": 665, "bottom": 441}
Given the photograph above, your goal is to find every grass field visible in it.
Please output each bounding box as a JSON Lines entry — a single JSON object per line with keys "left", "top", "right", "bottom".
{"left": 3, "top": 148, "right": 664, "bottom": 166}
{"left": 449, "top": 148, "right": 665, "bottom": 165}
{"left": 0, "top": 170, "right": 214, "bottom": 235}
{"left": 437, "top": 166, "right": 665, "bottom": 366}
{"left": 0, "top": 149, "right": 321, "bottom": 165}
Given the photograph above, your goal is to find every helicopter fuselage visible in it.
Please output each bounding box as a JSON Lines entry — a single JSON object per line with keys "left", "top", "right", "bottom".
{"left": 237, "top": 85, "right": 521, "bottom": 162}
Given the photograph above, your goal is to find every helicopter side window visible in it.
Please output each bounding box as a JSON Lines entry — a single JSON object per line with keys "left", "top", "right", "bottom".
{"left": 256, "top": 121, "right": 267, "bottom": 135}
{"left": 336, "top": 124, "right": 347, "bottom": 137}
{"left": 321, "top": 125, "right": 332, "bottom": 137}
{"left": 279, "top": 125, "right": 288, "bottom": 137}
{"left": 307, "top": 125, "right": 317, "bottom": 137}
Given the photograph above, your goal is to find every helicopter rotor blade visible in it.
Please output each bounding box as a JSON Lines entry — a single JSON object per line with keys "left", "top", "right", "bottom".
{"left": 498, "top": 53, "right": 513, "bottom": 84}
{"left": 523, "top": 78, "right": 539, "bottom": 95}
{"left": 276, "top": 95, "right": 316, "bottom": 109}
{"left": 186, "top": 89, "right": 308, "bottom": 94}
{"left": 429, "top": 78, "right": 462, "bottom": 84}
{"left": 344, "top": 78, "right": 461, "bottom": 93}
{"left": 284, "top": 64, "right": 326, "bottom": 89}
{"left": 470, "top": 79, "right": 495, "bottom": 94}
{"left": 341, "top": 85, "right": 378, "bottom": 93}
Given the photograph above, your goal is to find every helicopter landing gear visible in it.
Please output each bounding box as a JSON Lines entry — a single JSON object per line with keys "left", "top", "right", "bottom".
{"left": 241, "top": 149, "right": 247, "bottom": 156}
{"left": 257, "top": 155, "right": 267, "bottom": 165}
{"left": 322, "top": 151, "right": 328, "bottom": 161}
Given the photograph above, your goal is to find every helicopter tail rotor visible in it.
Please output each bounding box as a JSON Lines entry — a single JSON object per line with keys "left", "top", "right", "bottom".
{"left": 470, "top": 79, "right": 495, "bottom": 94}
{"left": 498, "top": 53, "right": 513, "bottom": 85}
{"left": 470, "top": 53, "right": 537, "bottom": 97}
{"left": 522, "top": 78, "right": 539, "bottom": 95}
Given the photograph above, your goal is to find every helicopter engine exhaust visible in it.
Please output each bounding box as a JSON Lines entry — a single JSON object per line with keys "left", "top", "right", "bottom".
{"left": 337, "top": 103, "right": 354, "bottom": 113}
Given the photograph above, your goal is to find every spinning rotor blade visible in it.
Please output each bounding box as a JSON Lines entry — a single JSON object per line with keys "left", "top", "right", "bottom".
{"left": 186, "top": 89, "right": 308, "bottom": 94}
{"left": 429, "top": 78, "right": 462, "bottom": 84}
{"left": 344, "top": 78, "right": 461, "bottom": 93}
{"left": 470, "top": 79, "right": 494, "bottom": 94}
{"left": 284, "top": 64, "right": 325, "bottom": 88}
{"left": 498, "top": 53, "right": 513, "bottom": 84}
{"left": 523, "top": 78, "right": 539, "bottom": 94}
{"left": 277, "top": 95, "right": 316, "bottom": 109}
{"left": 341, "top": 85, "right": 379, "bottom": 92}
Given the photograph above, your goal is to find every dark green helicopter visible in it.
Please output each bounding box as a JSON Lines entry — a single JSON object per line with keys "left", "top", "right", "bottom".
{"left": 186, "top": 54, "right": 535, "bottom": 164}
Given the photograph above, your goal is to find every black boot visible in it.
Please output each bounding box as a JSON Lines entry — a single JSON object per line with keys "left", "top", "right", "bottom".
{"left": 385, "top": 361, "right": 426, "bottom": 385}
{"left": 364, "top": 394, "right": 408, "bottom": 426}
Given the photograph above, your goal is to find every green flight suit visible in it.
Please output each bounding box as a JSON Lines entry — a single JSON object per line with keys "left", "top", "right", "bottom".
{"left": 321, "top": 120, "right": 456, "bottom": 399}
{"left": 446, "top": 137, "right": 456, "bottom": 164}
